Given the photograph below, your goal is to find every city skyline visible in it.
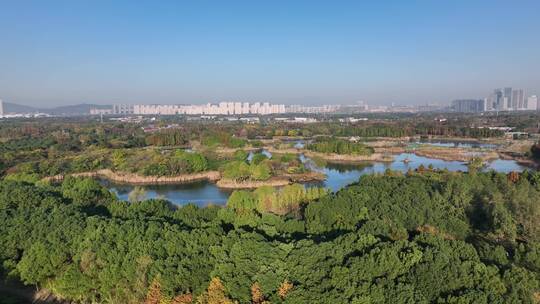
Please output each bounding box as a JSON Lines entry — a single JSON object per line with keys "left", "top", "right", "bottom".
{"left": 2, "top": 84, "right": 539, "bottom": 110}
{"left": 1, "top": 1, "right": 540, "bottom": 106}
{"left": 4, "top": 83, "right": 539, "bottom": 109}
{"left": 2, "top": 82, "right": 539, "bottom": 116}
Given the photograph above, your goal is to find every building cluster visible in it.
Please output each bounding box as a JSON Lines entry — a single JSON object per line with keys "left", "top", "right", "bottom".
{"left": 451, "top": 87, "right": 538, "bottom": 113}
{"left": 486, "top": 88, "right": 537, "bottom": 111}
{"left": 450, "top": 99, "right": 486, "bottom": 113}
{"left": 86, "top": 88, "right": 538, "bottom": 117}
{"left": 92, "top": 102, "right": 354, "bottom": 116}
{"left": 286, "top": 104, "right": 341, "bottom": 113}
{"left": 92, "top": 102, "right": 287, "bottom": 116}
{"left": 91, "top": 102, "right": 422, "bottom": 116}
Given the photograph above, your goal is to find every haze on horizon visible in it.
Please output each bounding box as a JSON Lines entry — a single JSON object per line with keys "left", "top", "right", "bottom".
{"left": 0, "top": 0, "right": 539, "bottom": 107}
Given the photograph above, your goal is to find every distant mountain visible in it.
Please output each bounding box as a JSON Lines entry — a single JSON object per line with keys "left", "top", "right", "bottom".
{"left": 4, "top": 102, "right": 38, "bottom": 114}
{"left": 3, "top": 102, "right": 111, "bottom": 115}
{"left": 41, "top": 103, "right": 110, "bottom": 115}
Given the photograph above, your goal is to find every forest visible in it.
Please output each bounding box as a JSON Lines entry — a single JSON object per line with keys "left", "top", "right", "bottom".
{"left": 1, "top": 169, "right": 540, "bottom": 303}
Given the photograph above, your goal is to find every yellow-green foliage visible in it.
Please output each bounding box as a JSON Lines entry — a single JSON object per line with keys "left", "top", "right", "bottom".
{"left": 227, "top": 184, "right": 329, "bottom": 215}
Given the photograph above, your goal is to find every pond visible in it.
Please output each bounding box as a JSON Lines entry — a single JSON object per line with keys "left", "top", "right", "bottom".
{"left": 301, "top": 153, "right": 526, "bottom": 192}
{"left": 104, "top": 180, "right": 232, "bottom": 206}
{"left": 104, "top": 151, "right": 530, "bottom": 207}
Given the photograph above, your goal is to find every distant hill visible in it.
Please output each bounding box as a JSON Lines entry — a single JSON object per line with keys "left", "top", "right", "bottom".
{"left": 4, "top": 102, "right": 37, "bottom": 114}
{"left": 3, "top": 102, "right": 111, "bottom": 115}
{"left": 41, "top": 103, "right": 110, "bottom": 115}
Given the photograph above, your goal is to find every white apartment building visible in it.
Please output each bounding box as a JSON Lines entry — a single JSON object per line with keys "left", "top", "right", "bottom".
{"left": 286, "top": 104, "right": 341, "bottom": 113}
{"left": 90, "top": 108, "right": 113, "bottom": 115}
{"left": 527, "top": 95, "right": 538, "bottom": 111}
{"left": 106, "top": 102, "right": 287, "bottom": 116}
{"left": 97, "top": 102, "right": 359, "bottom": 116}
{"left": 112, "top": 104, "right": 134, "bottom": 114}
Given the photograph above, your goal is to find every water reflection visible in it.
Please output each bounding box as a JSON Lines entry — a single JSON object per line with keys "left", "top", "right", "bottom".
{"left": 303, "top": 153, "right": 527, "bottom": 192}
{"left": 103, "top": 180, "right": 232, "bottom": 207}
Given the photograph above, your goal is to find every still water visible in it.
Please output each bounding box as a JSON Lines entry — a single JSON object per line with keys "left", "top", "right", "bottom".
{"left": 106, "top": 151, "right": 529, "bottom": 207}
{"left": 305, "top": 153, "right": 526, "bottom": 192}
{"left": 105, "top": 180, "right": 233, "bottom": 206}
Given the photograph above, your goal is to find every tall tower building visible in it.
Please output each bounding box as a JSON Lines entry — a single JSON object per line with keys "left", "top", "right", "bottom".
{"left": 503, "top": 87, "right": 513, "bottom": 109}
{"left": 0, "top": 99, "right": 3, "bottom": 116}
{"left": 511, "top": 89, "right": 524, "bottom": 110}
{"left": 490, "top": 89, "right": 504, "bottom": 110}
{"left": 484, "top": 97, "right": 492, "bottom": 111}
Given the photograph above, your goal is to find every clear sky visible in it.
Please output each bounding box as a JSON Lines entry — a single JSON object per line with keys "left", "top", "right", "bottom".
{"left": 0, "top": 0, "right": 539, "bottom": 107}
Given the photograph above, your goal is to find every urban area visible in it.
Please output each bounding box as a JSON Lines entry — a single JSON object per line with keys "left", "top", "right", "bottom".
{"left": 0, "top": 87, "right": 538, "bottom": 119}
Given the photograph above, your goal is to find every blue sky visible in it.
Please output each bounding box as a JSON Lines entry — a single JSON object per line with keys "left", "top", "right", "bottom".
{"left": 0, "top": 0, "right": 539, "bottom": 106}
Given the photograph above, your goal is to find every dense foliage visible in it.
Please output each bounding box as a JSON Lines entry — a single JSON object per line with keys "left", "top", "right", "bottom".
{"left": 145, "top": 129, "right": 189, "bottom": 146}
{"left": 133, "top": 150, "right": 210, "bottom": 176}
{"left": 227, "top": 184, "right": 329, "bottom": 215}
{"left": 307, "top": 138, "right": 374, "bottom": 155}
{"left": 201, "top": 132, "right": 247, "bottom": 148}
{"left": 220, "top": 152, "right": 310, "bottom": 182}
{"left": 2, "top": 170, "right": 540, "bottom": 303}
{"left": 221, "top": 160, "right": 272, "bottom": 181}
{"left": 7, "top": 148, "right": 214, "bottom": 178}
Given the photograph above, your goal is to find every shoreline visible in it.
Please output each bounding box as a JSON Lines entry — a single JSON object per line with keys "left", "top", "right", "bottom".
{"left": 216, "top": 177, "right": 291, "bottom": 189}
{"left": 219, "top": 136, "right": 526, "bottom": 164}
{"left": 269, "top": 138, "right": 518, "bottom": 163}
{"left": 43, "top": 169, "right": 326, "bottom": 189}
{"left": 265, "top": 146, "right": 395, "bottom": 162}
{"left": 410, "top": 147, "right": 500, "bottom": 162}
{"left": 305, "top": 151, "right": 395, "bottom": 163}
{"left": 216, "top": 171, "right": 326, "bottom": 189}
{"left": 44, "top": 169, "right": 221, "bottom": 185}
{"left": 499, "top": 152, "right": 540, "bottom": 169}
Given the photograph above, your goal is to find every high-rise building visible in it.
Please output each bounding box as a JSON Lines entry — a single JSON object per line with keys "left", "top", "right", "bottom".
{"left": 488, "top": 87, "right": 528, "bottom": 111}
{"left": 483, "top": 97, "right": 492, "bottom": 111}
{"left": 503, "top": 87, "right": 513, "bottom": 109}
{"left": 451, "top": 99, "right": 485, "bottom": 112}
{"left": 489, "top": 89, "right": 504, "bottom": 110}
{"left": 511, "top": 89, "right": 525, "bottom": 110}
{"left": 527, "top": 95, "right": 538, "bottom": 111}
{"left": 0, "top": 99, "right": 3, "bottom": 116}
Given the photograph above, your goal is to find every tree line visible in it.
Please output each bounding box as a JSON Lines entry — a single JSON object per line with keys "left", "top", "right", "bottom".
{"left": 306, "top": 138, "right": 374, "bottom": 155}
